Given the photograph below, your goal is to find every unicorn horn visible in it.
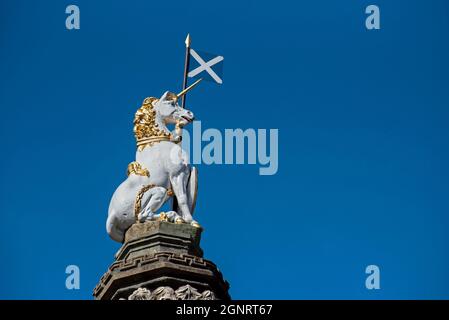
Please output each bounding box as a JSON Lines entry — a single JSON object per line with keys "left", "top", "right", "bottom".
{"left": 177, "top": 78, "right": 203, "bottom": 100}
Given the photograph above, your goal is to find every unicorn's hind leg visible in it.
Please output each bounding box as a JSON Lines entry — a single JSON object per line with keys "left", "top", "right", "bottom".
{"left": 138, "top": 187, "right": 169, "bottom": 222}
{"left": 106, "top": 212, "right": 126, "bottom": 243}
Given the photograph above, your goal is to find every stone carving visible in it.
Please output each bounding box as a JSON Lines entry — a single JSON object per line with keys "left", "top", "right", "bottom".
{"left": 201, "top": 290, "right": 217, "bottom": 300}
{"left": 128, "top": 287, "right": 152, "bottom": 300}
{"left": 106, "top": 86, "right": 201, "bottom": 243}
{"left": 108, "top": 251, "right": 214, "bottom": 274}
{"left": 175, "top": 285, "right": 203, "bottom": 300}
{"left": 150, "top": 286, "right": 177, "bottom": 300}
{"left": 127, "top": 285, "right": 217, "bottom": 300}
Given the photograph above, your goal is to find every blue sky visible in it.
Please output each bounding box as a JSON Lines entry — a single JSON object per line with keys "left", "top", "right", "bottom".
{"left": 1, "top": 0, "right": 449, "bottom": 299}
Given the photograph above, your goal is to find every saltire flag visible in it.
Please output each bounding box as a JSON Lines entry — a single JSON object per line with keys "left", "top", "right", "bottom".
{"left": 187, "top": 49, "right": 224, "bottom": 84}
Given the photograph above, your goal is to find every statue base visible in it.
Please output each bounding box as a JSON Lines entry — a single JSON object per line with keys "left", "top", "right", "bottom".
{"left": 93, "top": 220, "right": 231, "bottom": 300}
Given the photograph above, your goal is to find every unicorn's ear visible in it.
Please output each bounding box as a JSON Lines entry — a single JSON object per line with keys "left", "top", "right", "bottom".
{"left": 160, "top": 91, "right": 170, "bottom": 101}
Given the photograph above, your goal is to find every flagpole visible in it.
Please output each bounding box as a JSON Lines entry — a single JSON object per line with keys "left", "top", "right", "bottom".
{"left": 181, "top": 33, "right": 191, "bottom": 108}
{"left": 173, "top": 33, "right": 191, "bottom": 213}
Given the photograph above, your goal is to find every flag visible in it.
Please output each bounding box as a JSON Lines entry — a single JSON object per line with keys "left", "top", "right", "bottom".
{"left": 188, "top": 49, "right": 224, "bottom": 84}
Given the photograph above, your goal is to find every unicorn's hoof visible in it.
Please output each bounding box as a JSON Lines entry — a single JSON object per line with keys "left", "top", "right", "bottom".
{"left": 175, "top": 217, "right": 185, "bottom": 224}
{"left": 137, "top": 212, "right": 147, "bottom": 223}
{"left": 191, "top": 221, "right": 201, "bottom": 228}
{"left": 158, "top": 212, "right": 169, "bottom": 222}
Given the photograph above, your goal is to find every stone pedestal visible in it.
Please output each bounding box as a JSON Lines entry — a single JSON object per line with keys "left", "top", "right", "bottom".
{"left": 93, "top": 221, "right": 230, "bottom": 300}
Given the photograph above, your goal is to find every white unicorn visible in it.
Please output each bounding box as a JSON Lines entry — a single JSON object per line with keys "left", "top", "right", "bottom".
{"left": 106, "top": 83, "right": 200, "bottom": 242}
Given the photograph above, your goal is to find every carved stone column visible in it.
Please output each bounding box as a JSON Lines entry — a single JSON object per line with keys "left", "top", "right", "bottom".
{"left": 93, "top": 220, "right": 230, "bottom": 300}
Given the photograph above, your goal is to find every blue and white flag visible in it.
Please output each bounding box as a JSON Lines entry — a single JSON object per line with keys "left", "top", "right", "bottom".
{"left": 188, "top": 49, "right": 224, "bottom": 84}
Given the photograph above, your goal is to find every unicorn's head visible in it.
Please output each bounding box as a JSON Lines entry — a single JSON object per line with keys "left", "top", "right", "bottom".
{"left": 133, "top": 79, "right": 202, "bottom": 150}
{"left": 153, "top": 91, "right": 195, "bottom": 127}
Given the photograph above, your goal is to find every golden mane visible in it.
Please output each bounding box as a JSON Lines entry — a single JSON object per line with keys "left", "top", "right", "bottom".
{"left": 133, "top": 97, "right": 171, "bottom": 151}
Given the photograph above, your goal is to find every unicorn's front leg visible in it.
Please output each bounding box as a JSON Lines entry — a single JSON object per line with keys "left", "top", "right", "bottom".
{"left": 170, "top": 170, "right": 200, "bottom": 227}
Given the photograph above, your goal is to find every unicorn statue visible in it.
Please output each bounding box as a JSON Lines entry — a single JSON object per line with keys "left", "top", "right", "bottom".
{"left": 106, "top": 81, "right": 201, "bottom": 242}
